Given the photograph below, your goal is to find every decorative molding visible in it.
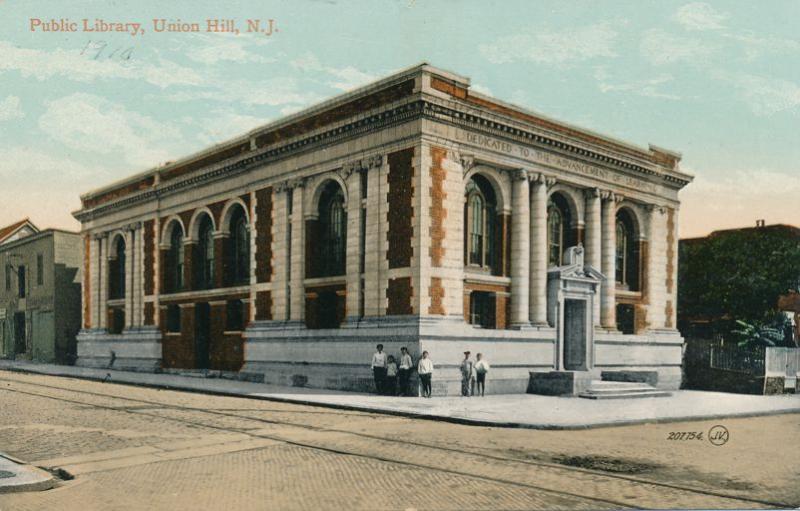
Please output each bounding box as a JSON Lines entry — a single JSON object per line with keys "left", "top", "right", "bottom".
{"left": 460, "top": 154, "right": 476, "bottom": 176}
{"left": 583, "top": 187, "right": 602, "bottom": 200}
{"left": 75, "top": 98, "right": 689, "bottom": 222}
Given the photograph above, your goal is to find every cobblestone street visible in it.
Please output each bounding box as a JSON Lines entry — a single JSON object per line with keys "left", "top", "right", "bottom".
{"left": 0, "top": 370, "right": 796, "bottom": 510}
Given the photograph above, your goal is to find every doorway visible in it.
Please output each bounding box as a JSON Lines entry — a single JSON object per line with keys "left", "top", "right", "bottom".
{"left": 563, "top": 299, "right": 587, "bottom": 370}
{"left": 13, "top": 312, "right": 26, "bottom": 355}
{"left": 194, "top": 302, "right": 210, "bottom": 369}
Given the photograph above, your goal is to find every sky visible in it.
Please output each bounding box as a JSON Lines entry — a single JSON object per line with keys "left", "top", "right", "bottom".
{"left": 0, "top": 0, "right": 798, "bottom": 238}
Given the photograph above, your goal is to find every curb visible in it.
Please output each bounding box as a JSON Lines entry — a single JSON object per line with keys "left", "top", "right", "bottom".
{"left": 0, "top": 454, "right": 56, "bottom": 494}
{"left": 2, "top": 364, "right": 800, "bottom": 430}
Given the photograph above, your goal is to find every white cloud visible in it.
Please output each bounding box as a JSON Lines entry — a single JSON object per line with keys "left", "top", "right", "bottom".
{"left": 0, "top": 41, "right": 204, "bottom": 88}
{"left": 719, "top": 73, "right": 800, "bottom": 116}
{"left": 470, "top": 84, "right": 492, "bottom": 96}
{"left": 640, "top": 29, "right": 717, "bottom": 65}
{"left": 39, "top": 93, "right": 184, "bottom": 167}
{"left": 164, "top": 76, "right": 322, "bottom": 107}
{"left": 674, "top": 2, "right": 728, "bottom": 31}
{"left": 291, "top": 52, "right": 376, "bottom": 91}
{"left": 192, "top": 109, "right": 268, "bottom": 145}
{"left": 681, "top": 169, "right": 800, "bottom": 237}
{"left": 724, "top": 32, "right": 800, "bottom": 60}
{"left": 479, "top": 22, "right": 619, "bottom": 65}
{"left": 183, "top": 34, "right": 277, "bottom": 64}
{"left": 594, "top": 69, "right": 681, "bottom": 100}
{"left": 0, "top": 146, "right": 104, "bottom": 180}
{"left": 0, "top": 95, "right": 24, "bottom": 121}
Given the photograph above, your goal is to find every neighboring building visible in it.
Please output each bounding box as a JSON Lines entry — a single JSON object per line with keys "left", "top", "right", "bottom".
{"left": 0, "top": 220, "right": 83, "bottom": 363}
{"left": 73, "top": 64, "right": 692, "bottom": 394}
{"left": 679, "top": 222, "right": 800, "bottom": 339}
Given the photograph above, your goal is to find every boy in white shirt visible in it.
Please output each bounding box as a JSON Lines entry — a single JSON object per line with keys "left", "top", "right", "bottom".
{"left": 398, "top": 347, "right": 413, "bottom": 396}
{"left": 417, "top": 351, "right": 434, "bottom": 398}
{"left": 474, "top": 353, "right": 490, "bottom": 397}
{"left": 371, "top": 344, "right": 387, "bottom": 395}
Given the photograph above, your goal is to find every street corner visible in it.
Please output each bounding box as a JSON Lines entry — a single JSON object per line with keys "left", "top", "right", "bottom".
{"left": 0, "top": 453, "right": 57, "bottom": 494}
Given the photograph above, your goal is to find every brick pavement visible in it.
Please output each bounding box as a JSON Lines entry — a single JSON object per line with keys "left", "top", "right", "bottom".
{"left": 0, "top": 370, "right": 796, "bottom": 510}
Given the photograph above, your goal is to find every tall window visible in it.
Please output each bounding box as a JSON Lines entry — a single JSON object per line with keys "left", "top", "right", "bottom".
{"left": 109, "top": 236, "right": 126, "bottom": 299}
{"left": 469, "top": 291, "right": 497, "bottom": 329}
{"left": 615, "top": 221, "right": 627, "bottom": 284}
{"left": 225, "top": 207, "right": 249, "bottom": 286}
{"left": 195, "top": 216, "right": 215, "bottom": 289}
{"left": 36, "top": 253, "right": 43, "bottom": 286}
{"left": 615, "top": 209, "right": 640, "bottom": 290}
{"left": 464, "top": 176, "right": 497, "bottom": 272}
{"left": 167, "top": 225, "right": 184, "bottom": 293}
{"left": 547, "top": 194, "right": 573, "bottom": 267}
{"left": 17, "top": 266, "right": 26, "bottom": 298}
{"left": 318, "top": 182, "right": 346, "bottom": 277}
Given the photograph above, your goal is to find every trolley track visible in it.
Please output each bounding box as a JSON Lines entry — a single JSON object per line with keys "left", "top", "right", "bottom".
{"left": 0, "top": 374, "right": 790, "bottom": 509}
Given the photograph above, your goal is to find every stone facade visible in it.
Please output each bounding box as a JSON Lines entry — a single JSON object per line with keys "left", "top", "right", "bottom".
{"left": 74, "top": 64, "right": 692, "bottom": 393}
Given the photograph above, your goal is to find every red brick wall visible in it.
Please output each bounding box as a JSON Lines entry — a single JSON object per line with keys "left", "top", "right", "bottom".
{"left": 429, "top": 147, "right": 446, "bottom": 267}
{"left": 161, "top": 304, "right": 195, "bottom": 369}
{"left": 255, "top": 290, "right": 272, "bottom": 321}
{"left": 387, "top": 277, "right": 413, "bottom": 315}
{"left": 82, "top": 175, "right": 155, "bottom": 209}
{"left": 428, "top": 277, "right": 445, "bottom": 315}
{"left": 387, "top": 148, "right": 414, "bottom": 269}
{"left": 144, "top": 220, "right": 155, "bottom": 296}
{"left": 83, "top": 235, "right": 91, "bottom": 329}
{"left": 304, "top": 219, "right": 320, "bottom": 278}
{"left": 144, "top": 302, "right": 155, "bottom": 326}
{"left": 255, "top": 187, "right": 273, "bottom": 283}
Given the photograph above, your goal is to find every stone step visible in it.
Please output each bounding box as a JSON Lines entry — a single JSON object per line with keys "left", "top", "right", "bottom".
{"left": 579, "top": 390, "right": 672, "bottom": 399}
{"left": 578, "top": 380, "right": 671, "bottom": 399}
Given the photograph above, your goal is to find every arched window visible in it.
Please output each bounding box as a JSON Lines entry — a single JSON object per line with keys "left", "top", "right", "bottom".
{"left": 548, "top": 204, "right": 564, "bottom": 267}
{"left": 318, "top": 182, "right": 346, "bottom": 277}
{"left": 464, "top": 175, "right": 497, "bottom": 272}
{"left": 547, "top": 194, "right": 573, "bottom": 267}
{"left": 167, "top": 225, "right": 184, "bottom": 293}
{"left": 615, "top": 209, "right": 640, "bottom": 290}
{"left": 109, "top": 236, "right": 126, "bottom": 299}
{"left": 195, "top": 216, "right": 215, "bottom": 290}
{"left": 225, "top": 207, "right": 250, "bottom": 286}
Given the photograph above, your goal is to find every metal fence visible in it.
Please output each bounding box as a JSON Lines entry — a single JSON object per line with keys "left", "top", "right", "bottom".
{"left": 709, "top": 344, "right": 766, "bottom": 375}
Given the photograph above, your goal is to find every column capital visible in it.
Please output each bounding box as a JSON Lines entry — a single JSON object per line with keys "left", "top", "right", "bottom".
{"left": 124, "top": 221, "right": 143, "bottom": 232}
{"left": 459, "top": 154, "right": 476, "bottom": 176}
{"left": 583, "top": 187, "right": 602, "bottom": 199}
{"left": 91, "top": 232, "right": 108, "bottom": 241}
{"left": 529, "top": 172, "right": 555, "bottom": 187}
{"left": 645, "top": 203, "right": 667, "bottom": 214}
{"left": 511, "top": 168, "right": 528, "bottom": 181}
{"left": 276, "top": 177, "right": 306, "bottom": 193}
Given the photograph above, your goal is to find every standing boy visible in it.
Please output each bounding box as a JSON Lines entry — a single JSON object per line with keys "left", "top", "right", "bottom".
{"left": 417, "top": 351, "right": 434, "bottom": 398}
{"left": 371, "top": 344, "right": 387, "bottom": 395}
{"left": 398, "top": 347, "right": 413, "bottom": 396}
{"left": 460, "top": 351, "right": 475, "bottom": 397}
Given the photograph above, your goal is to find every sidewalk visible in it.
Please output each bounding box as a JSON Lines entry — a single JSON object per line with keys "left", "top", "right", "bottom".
{"left": 0, "top": 453, "right": 55, "bottom": 493}
{"left": 1, "top": 360, "right": 799, "bottom": 429}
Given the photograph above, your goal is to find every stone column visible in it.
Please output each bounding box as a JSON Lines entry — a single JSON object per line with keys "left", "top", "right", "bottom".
{"left": 289, "top": 181, "right": 305, "bottom": 322}
{"left": 89, "top": 236, "right": 101, "bottom": 328}
{"left": 584, "top": 188, "right": 602, "bottom": 327}
{"left": 124, "top": 228, "right": 134, "bottom": 329}
{"left": 135, "top": 225, "right": 144, "bottom": 328}
{"left": 363, "top": 156, "right": 389, "bottom": 317}
{"left": 529, "top": 173, "right": 549, "bottom": 326}
{"left": 344, "top": 161, "right": 362, "bottom": 322}
{"left": 509, "top": 169, "right": 530, "bottom": 328}
{"left": 99, "top": 235, "right": 108, "bottom": 330}
{"left": 645, "top": 205, "right": 667, "bottom": 330}
{"left": 600, "top": 192, "right": 618, "bottom": 329}
{"left": 270, "top": 184, "right": 290, "bottom": 321}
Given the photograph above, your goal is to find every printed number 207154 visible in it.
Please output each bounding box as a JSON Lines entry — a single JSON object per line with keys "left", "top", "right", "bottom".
{"left": 667, "top": 431, "right": 704, "bottom": 440}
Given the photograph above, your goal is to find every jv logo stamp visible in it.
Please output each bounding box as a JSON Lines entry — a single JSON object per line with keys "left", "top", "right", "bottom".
{"left": 708, "top": 425, "right": 729, "bottom": 446}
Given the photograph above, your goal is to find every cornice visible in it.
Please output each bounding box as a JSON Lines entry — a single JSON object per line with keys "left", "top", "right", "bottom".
{"left": 75, "top": 98, "right": 691, "bottom": 223}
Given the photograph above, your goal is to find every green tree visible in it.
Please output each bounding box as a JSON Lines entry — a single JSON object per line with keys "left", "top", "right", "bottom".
{"left": 679, "top": 226, "right": 800, "bottom": 339}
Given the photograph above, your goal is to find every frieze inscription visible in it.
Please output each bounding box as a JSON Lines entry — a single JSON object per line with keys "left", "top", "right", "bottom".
{"left": 456, "top": 130, "right": 659, "bottom": 194}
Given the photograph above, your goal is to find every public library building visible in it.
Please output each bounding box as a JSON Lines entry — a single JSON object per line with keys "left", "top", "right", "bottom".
{"left": 74, "top": 64, "right": 692, "bottom": 395}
